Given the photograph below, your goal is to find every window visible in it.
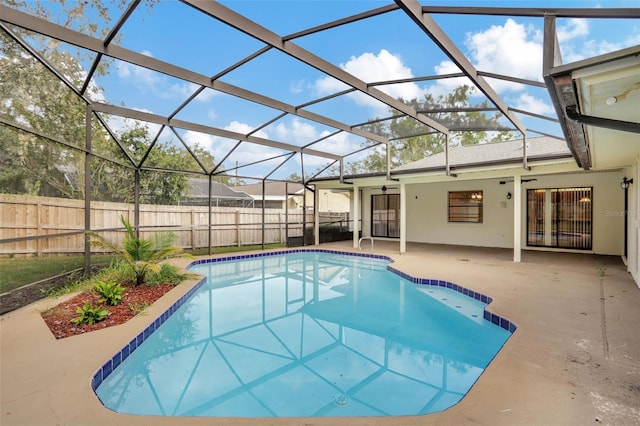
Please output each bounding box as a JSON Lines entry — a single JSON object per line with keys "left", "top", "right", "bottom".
{"left": 371, "top": 194, "right": 400, "bottom": 238}
{"left": 527, "top": 187, "right": 592, "bottom": 250}
{"left": 448, "top": 191, "right": 483, "bottom": 223}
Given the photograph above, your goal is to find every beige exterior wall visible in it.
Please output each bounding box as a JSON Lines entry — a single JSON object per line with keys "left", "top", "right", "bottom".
{"left": 403, "top": 179, "right": 515, "bottom": 249}
{"left": 627, "top": 158, "right": 639, "bottom": 283}
{"left": 358, "top": 170, "right": 626, "bottom": 255}
{"left": 290, "top": 189, "right": 351, "bottom": 212}
{"left": 317, "top": 189, "right": 350, "bottom": 212}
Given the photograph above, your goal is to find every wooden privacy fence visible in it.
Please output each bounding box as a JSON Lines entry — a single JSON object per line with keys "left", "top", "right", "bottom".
{"left": 0, "top": 194, "right": 342, "bottom": 257}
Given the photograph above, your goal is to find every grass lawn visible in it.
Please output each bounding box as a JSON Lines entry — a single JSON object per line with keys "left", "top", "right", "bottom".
{"left": 0, "top": 255, "right": 114, "bottom": 294}
{"left": 188, "top": 243, "right": 285, "bottom": 257}
{"left": 0, "top": 243, "right": 286, "bottom": 294}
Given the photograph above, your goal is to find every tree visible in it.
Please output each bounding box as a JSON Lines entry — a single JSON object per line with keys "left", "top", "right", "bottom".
{"left": 0, "top": 1, "right": 129, "bottom": 199}
{"left": 0, "top": 29, "right": 103, "bottom": 198}
{"left": 0, "top": 1, "right": 223, "bottom": 203}
{"left": 347, "top": 85, "right": 514, "bottom": 174}
{"left": 286, "top": 172, "right": 302, "bottom": 183}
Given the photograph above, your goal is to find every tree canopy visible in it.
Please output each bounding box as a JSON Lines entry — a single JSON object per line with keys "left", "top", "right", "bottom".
{"left": 342, "top": 86, "right": 514, "bottom": 175}
{"left": 0, "top": 0, "right": 231, "bottom": 204}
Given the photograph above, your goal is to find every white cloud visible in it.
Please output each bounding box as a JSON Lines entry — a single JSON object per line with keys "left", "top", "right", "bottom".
{"left": 116, "top": 52, "right": 162, "bottom": 89}
{"left": 562, "top": 35, "right": 637, "bottom": 63}
{"left": 465, "top": 18, "right": 543, "bottom": 88}
{"left": 226, "top": 120, "right": 268, "bottom": 139}
{"left": 434, "top": 60, "right": 461, "bottom": 76}
{"left": 315, "top": 49, "right": 425, "bottom": 113}
{"left": 289, "top": 79, "right": 305, "bottom": 94}
{"left": 513, "top": 94, "right": 554, "bottom": 115}
{"left": 315, "top": 75, "right": 349, "bottom": 94}
{"left": 308, "top": 132, "right": 362, "bottom": 156}
{"left": 343, "top": 49, "right": 421, "bottom": 99}
{"left": 182, "top": 121, "right": 273, "bottom": 167}
{"left": 115, "top": 50, "right": 214, "bottom": 102}
{"left": 271, "top": 118, "right": 364, "bottom": 168}
{"left": 194, "top": 87, "right": 218, "bottom": 103}
{"left": 553, "top": 18, "right": 638, "bottom": 64}
{"left": 431, "top": 60, "right": 470, "bottom": 95}
{"left": 274, "top": 117, "right": 319, "bottom": 145}
{"left": 555, "top": 19, "right": 593, "bottom": 62}
{"left": 116, "top": 63, "right": 130, "bottom": 78}
{"left": 557, "top": 18, "right": 589, "bottom": 43}
{"left": 428, "top": 19, "right": 542, "bottom": 96}
{"left": 625, "top": 31, "right": 640, "bottom": 48}
{"left": 182, "top": 130, "right": 215, "bottom": 150}
{"left": 226, "top": 144, "right": 285, "bottom": 168}
{"left": 181, "top": 120, "right": 363, "bottom": 174}
{"left": 164, "top": 82, "right": 198, "bottom": 100}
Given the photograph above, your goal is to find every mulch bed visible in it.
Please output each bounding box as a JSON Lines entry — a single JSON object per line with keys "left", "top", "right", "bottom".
{"left": 41, "top": 283, "right": 174, "bottom": 339}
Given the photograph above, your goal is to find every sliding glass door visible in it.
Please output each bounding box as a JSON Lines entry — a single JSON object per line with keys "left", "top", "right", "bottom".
{"left": 371, "top": 194, "right": 400, "bottom": 238}
{"left": 527, "top": 187, "right": 592, "bottom": 250}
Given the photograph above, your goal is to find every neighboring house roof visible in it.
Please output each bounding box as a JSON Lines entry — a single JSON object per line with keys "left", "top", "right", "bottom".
{"left": 233, "top": 182, "right": 305, "bottom": 199}
{"left": 186, "top": 179, "right": 253, "bottom": 200}
{"left": 393, "top": 136, "right": 572, "bottom": 173}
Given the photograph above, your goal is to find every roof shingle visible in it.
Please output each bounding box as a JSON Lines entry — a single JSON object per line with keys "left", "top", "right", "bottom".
{"left": 393, "top": 136, "right": 571, "bottom": 172}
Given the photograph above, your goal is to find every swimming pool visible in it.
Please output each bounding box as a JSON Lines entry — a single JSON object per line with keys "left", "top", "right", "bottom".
{"left": 92, "top": 249, "right": 514, "bottom": 417}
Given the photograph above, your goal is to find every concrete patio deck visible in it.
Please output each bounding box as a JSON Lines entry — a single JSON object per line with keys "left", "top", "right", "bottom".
{"left": 1, "top": 242, "right": 639, "bottom": 425}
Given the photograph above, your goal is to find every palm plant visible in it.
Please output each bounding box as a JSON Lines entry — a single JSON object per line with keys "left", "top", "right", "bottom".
{"left": 90, "top": 215, "right": 189, "bottom": 286}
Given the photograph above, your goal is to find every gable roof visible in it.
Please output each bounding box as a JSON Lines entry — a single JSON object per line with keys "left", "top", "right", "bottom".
{"left": 393, "top": 136, "right": 572, "bottom": 173}
{"left": 187, "top": 179, "right": 252, "bottom": 199}
{"left": 233, "top": 182, "right": 305, "bottom": 197}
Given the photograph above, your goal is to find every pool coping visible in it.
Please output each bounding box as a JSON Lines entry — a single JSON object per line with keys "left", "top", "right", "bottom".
{"left": 4, "top": 241, "right": 638, "bottom": 426}
{"left": 91, "top": 248, "right": 516, "bottom": 397}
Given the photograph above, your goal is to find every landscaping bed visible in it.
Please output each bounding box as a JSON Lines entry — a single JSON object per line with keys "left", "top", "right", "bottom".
{"left": 41, "top": 282, "right": 174, "bottom": 339}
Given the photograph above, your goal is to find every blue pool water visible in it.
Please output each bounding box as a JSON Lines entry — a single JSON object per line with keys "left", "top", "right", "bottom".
{"left": 93, "top": 250, "right": 513, "bottom": 417}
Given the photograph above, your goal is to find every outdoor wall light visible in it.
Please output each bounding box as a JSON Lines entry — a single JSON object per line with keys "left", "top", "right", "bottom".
{"left": 621, "top": 177, "right": 633, "bottom": 190}
{"left": 506, "top": 192, "right": 512, "bottom": 200}
{"left": 381, "top": 185, "right": 387, "bottom": 194}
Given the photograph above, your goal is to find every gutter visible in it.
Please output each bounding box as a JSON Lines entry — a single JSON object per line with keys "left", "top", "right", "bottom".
{"left": 309, "top": 153, "right": 575, "bottom": 184}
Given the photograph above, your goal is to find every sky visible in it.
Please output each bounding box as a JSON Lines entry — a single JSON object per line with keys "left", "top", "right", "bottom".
{"left": 16, "top": 0, "right": 640, "bottom": 181}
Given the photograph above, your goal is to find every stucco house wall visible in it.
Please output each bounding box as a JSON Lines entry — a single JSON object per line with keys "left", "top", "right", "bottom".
{"left": 359, "top": 170, "right": 625, "bottom": 255}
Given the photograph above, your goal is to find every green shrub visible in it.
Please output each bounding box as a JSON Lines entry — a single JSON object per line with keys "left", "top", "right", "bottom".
{"left": 94, "top": 280, "right": 124, "bottom": 306}
{"left": 145, "top": 263, "right": 190, "bottom": 286}
{"left": 72, "top": 303, "right": 109, "bottom": 325}
{"left": 90, "top": 216, "right": 191, "bottom": 286}
{"left": 97, "top": 260, "right": 136, "bottom": 284}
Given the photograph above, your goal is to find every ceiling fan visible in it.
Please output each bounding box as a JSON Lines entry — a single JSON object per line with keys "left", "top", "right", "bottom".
{"left": 499, "top": 178, "right": 537, "bottom": 184}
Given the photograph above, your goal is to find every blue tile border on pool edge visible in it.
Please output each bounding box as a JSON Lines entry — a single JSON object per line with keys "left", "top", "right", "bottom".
{"left": 91, "top": 275, "right": 207, "bottom": 392}
{"left": 386, "top": 265, "right": 517, "bottom": 334}
{"left": 91, "top": 248, "right": 516, "bottom": 393}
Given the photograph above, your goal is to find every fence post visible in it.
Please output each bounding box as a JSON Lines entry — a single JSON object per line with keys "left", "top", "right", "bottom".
{"left": 190, "top": 208, "right": 195, "bottom": 250}
{"left": 236, "top": 210, "right": 241, "bottom": 247}
{"left": 36, "top": 199, "right": 42, "bottom": 257}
